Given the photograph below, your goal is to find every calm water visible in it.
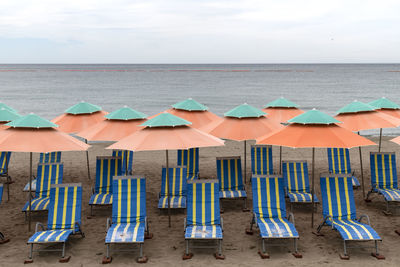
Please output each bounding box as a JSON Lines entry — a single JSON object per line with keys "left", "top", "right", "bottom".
{"left": 1, "top": 64, "right": 400, "bottom": 134}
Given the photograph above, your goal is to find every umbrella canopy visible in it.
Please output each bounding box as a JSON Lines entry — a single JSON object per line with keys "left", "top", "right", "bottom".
{"left": 263, "top": 97, "right": 304, "bottom": 123}
{"left": 0, "top": 108, "right": 20, "bottom": 130}
{"left": 369, "top": 97, "right": 400, "bottom": 119}
{"left": 0, "top": 102, "right": 17, "bottom": 113}
{"left": 52, "top": 101, "right": 108, "bottom": 134}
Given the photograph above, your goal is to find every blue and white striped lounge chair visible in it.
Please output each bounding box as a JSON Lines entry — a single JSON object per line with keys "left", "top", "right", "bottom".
{"left": 183, "top": 179, "right": 224, "bottom": 260}
{"left": 89, "top": 156, "right": 122, "bottom": 216}
{"left": 26, "top": 183, "right": 84, "bottom": 263}
{"left": 158, "top": 166, "right": 187, "bottom": 209}
{"left": 315, "top": 174, "right": 384, "bottom": 260}
{"left": 246, "top": 175, "right": 301, "bottom": 258}
{"left": 367, "top": 152, "right": 400, "bottom": 214}
{"left": 22, "top": 163, "right": 63, "bottom": 213}
{"left": 251, "top": 145, "right": 273, "bottom": 175}
{"left": 0, "top": 183, "right": 9, "bottom": 244}
{"left": 327, "top": 148, "right": 360, "bottom": 187}
{"left": 112, "top": 150, "right": 133, "bottom": 175}
{"left": 177, "top": 148, "right": 199, "bottom": 180}
{"left": 0, "top": 152, "right": 12, "bottom": 201}
{"left": 282, "top": 161, "right": 318, "bottom": 210}
{"left": 217, "top": 156, "right": 248, "bottom": 211}
{"left": 103, "top": 175, "right": 151, "bottom": 264}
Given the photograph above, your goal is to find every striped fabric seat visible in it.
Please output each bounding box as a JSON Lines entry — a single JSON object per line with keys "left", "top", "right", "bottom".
{"left": 185, "top": 225, "right": 223, "bottom": 239}
{"left": 217, "top": 157, "right": 247, "bottom": 199}
{"left": 112, "top": 150, "right": 133, "bottom": 175}
{"left": 251, "top": 145, "right": 273, "bottom": 175}
{"left": 23, "top": 163, "right": 63, "bottom": 212}
{"left": 106, "top": 223, "right": 146, "bottom": 243}
{"left": 369, "top": 152, "right": 400, "bottom": 202}
{"left": 158, "top": 166, "right": 187, "bottom": 209}
{"left": 177, "top": 148, "right": 199, "bottom": 180}
{"left": 327, "top": 148, "right": 360, "bottom": 187}
{"left": 282, "top": 161, "right": 318, "bottom": 203}
{"left": 89, "top": 157, "right": 122, "bottom": 206}
{"left": 23, "top": 179, "right": 37, "bottom": 192}
{"left": 39, "top": 152, "right": 62, "bottom": 164}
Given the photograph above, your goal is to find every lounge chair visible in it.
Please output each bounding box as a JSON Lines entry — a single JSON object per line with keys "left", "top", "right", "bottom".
{"left": 0, "top": 183, "right": 9, "bottom": 244}
{"left": 327, "top": 148, "right": 360, "bottom": 187}
{"left": 315, "top": 174, "right": 384, "bottom": 260}
{"left": 246, "top": 175, "right": 301, "bottom": 258}
{"left": 89, "top": 156, "right": 122, "bottom": 216}
{"left": 0, "top": 152, "right": 12, "bottom": 201}
{"left": 158, "top": 166, "right": 187, "bottom": 209}
{"left": 183, "top": 179, "right": 224, "bottom": 260}
{"left": 251, "top": 145, "right": 273, "bottom": 175}
{"left": 22, "top": 163, "right": 63, "bottom": 214}
{"left": 177, "top": 148, "right": 199, "bottom": 180}
{"left": 282, "top": 160, "right": 318, "bottom": 210}
{"left": 217, "top": 156, "right": 248, "bottom": 211}
{"left": 25, "top": 183, "right": 84, "bottom": 263}
{"left": 367, "top": 152, "right": 400, "bottom": 214}
{"left": 112, "top": 150, "right": 133, "bottom": 175}
{"left": 103, "top": 175, "right": 151, "bottom": 264}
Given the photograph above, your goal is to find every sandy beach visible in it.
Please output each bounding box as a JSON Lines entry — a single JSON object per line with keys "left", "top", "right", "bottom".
{"left": 0, "top": 136, "right": 399, "bottom": 266}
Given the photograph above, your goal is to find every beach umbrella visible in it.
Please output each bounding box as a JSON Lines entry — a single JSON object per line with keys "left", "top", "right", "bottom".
{"left": 201, "top": 103, "right": 283, "bottom": 183}
{"left": 263, "top": 97, "right": 305, "bottom": 172}
{"left": 107, "top": 113, "right": 224, "bottom": 227}
{"left": 256, "top": 109, "right": 376, "bottom": 227}
{"left": 335, "top": 100, "right": 400, "bottom": 197}
{"left": 369, "top": 97, "right": 400, "bottom": 119}
{"left": 0, "top": 114, "right": 89, "bottom": 231}
{"left": 0, "top": 102, "right": 17, "bottom": 113}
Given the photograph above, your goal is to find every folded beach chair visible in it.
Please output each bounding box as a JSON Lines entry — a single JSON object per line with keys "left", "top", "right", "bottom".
{"left": 0, "top": 183, "right": 9, "bottom": 244}
{"left": 89, "top": 156, "right": 122, "bottom": 216}
{"left": 327, "top": 148, "right": 360, "bottom": 187}
{"left": 177, "top": 148, "right": 199, "bottom": 180}
{"left": 0, "top": 152, "right": 12, "bottom": 201}
{"left": 183, "top": 179, "right": 224, "bottom": 260}
{"left": 246, "top": 175, "right": 301, "bottom": 258}
{"left": 315, "top": 174, "right": 384, "bottom": 260}
{"left": 158, "top": 166, "right": 187, "bottom": 209}
{"left": 26, "top": 183, "right": 84, "bottom": 263}
{"left": 282, "top": 161, "right": 318, "bottom": 210}
{"left": 217, "top": 156, "right": 248, "bottom": 211}
{"left": 22, "top": 163, "right": 63, "bottom": 214}
{"left": 103, "top": 175, "right": 151, "bottom": 264}
{"left": 251, "top": 145, "right": 273, "bottom": 175}
{"left": 367, "top": 152, "right": 400, "bottom": 214}
{"left": 112, "top": 150, "right": 133, "bottom": 175}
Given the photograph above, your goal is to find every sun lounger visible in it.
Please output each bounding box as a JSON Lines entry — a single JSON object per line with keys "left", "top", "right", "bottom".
{"left": 0, "top": 152, "right": 12, "bottom": 201}
{"left": 158, "top": 166, "right": 187, "bottom": 209}
{"left": 251, "top": 145, "right": 273, "bottom": 175}
{"left": 112, "top": 150, "right": 133, "bottom": 175}
{"left": 0, "top": 183, "right": 9, "bottom": 244}
{"left": 327, "top": 148, "right": 360, "bottom": 187}
{"left": 177, "top": 148, "right": 199, "bottom": 180}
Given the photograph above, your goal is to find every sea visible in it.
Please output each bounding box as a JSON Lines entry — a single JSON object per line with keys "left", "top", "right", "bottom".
{"left": 1, "top": 64, "right": 400, "bottom": 135}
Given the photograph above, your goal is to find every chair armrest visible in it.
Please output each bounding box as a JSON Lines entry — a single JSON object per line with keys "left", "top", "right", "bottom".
{"left": 323, "top": 215, "right": 334, "bottom": 229}
{"left": 287, "top": 212, "right": 295, "bottom": 225}
{"left": 106, "top": 218, "right": 112, "bottom": 231}
{"left": 90, "top": 187, "right": 94, "bottom": 195}
{"left": 253, "top": 212, "right": 258, "bottom": 227}
{"left": 183, "top": 217, "right": 186, "bottom": 231}
{"left": 221, "top": 217, "right": 224, "bottom": 232}
{"left": 35, "top": 222, "right": 46, "bottom": 233}
{"left": 358, "top": 214, "right": 371, "bottom": 225}
{"left": 73, "top": 222, "right": 83, "bottom": 234}
{"left": 145, "top": 217, "right": 148, "bottom": 232}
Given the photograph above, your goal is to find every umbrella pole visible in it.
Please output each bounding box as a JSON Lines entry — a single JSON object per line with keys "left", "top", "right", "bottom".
{"left": 378, "top": 128, "right": 382, "bottom": 152}
{"left": 166, "top": 150, "right": 171, "bottom": 227}
{"left": 279, "top": 146, "right": 282, "bottom": 174}
{"left": 85, "top": 139, "right": 91, "bottom": 180}
{"left": 5, "top": 151, "right": 9, "bottom": 201}
{"left": 358, "top": 132, "right": 366, "bottom": 199}
{"left": 28, "top": 152, "right": 32, "bottom": 232}
{"left": 311, "top": 147, "right": 315, "bottom": 228}
{"left": 244, "top": 140, "right": 247, "bottom": 183}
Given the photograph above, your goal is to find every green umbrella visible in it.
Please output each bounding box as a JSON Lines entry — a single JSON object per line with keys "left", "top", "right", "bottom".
{"left": 0, "top": 102, "right": 17, "bottom": 113}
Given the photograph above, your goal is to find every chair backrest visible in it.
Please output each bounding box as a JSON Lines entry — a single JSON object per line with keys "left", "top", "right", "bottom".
{"left": 112, "top": 150, "right": 133, "bottom": 174}
{"left": 282, "top": 160, "right": 310, "bottom": 193}
{"left": 177, "top": 148, "right": 199, "bottom": 177}
{"left": 251, "top": 175, "right": 286, "bottom": 219}
{"left": 39, "top": 151, "right": 62, "bottom": 164}
{"left": 95, "top": 156, "right": 122, "bottom": 194}
{"left": 35, "top": 163, "right": 63, "bottom": 198}
{"left": 186, "top": 179, "right": 220, "bottom": 226}
{"left": 320, "top": 174, "right": 356, "bottom": 221}
{"left": 251, "top": 145, "right": 273, "bottom": 175}
{"left": 216, "top": 156, "right": 244, "bottom": 191}
{"left": 0, "top": 152, "right": 11, "bottom": 175}
{"left": 327, "top": 148, "right": 352, "bottom": 174}
{"left": 47, "top": 183, "right": 82, "bottom": 230}
{"left": 370, "top": 152, "right": 398, "bottom": 189}
{"left": 0, "top": 183, "right": 3, "bottom": 204}
{"left": 160, "top": 166, "right": 187, "bottom": 197}
{"left": 112, "top": 175, "right": 146, "bottom": 224}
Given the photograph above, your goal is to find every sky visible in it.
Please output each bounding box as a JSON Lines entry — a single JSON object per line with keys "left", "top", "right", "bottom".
{"left": 0, "top": 0, "right": 399, "bottom": 63}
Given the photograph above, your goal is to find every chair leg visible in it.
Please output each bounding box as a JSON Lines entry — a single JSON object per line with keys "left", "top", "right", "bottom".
{"left": 102, "top": 244, "right": 112, "bottom": 264}
{"left": 258, "top": 239, "right": 269, "bottom": 259}
{"left": 137, "top": 243, "right": 148, "bottom": 263}
{"left": 340, "top": 240, "right": 349, "bottom": 260}
{"left": 182, "top": 240, "right": 193, "bottom": 260}
{"left": 292, "top": 239, "right": 302, "bottom": 258}
{"left": 24, "top": 244, "right": 34, "bottom": 264}
{"left": 371, "top": 240, "right": 385, "bottom": 259}
{"left": 0, "top": 232, "right": 9, "bottom": 244}
{"left": 242, "top": 198, "right": 250, "bottom": 212}
{"left": 365, "top": 191, "right": 372, "bottom": 202}
{"left": 214, "top": 240, "right": 225, "bottom": 260}
{"left": 246, "top": 216, "right": 254, "bottom": 235}
{"left": 59, "top": 242, "right": 71, "bottom": 262}
{"left": 383, "top": 202, "right": 392, "bottom": 216}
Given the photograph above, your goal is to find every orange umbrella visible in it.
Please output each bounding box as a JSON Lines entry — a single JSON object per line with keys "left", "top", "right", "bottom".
{"left": 108, "top": 112, "right": 224, "bottom": 226}
{"left": 263, "top": 97, "right": 304, "bottom": 123}
{"left": 257, "top": 109, "right": 376, "bottom": 227}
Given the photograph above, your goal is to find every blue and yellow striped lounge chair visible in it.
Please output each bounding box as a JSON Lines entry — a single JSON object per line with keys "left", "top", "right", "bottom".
{"left": 183, "top": 179, "right": 224, "bottom": 260}
{"left": 0, "top": 183, "right": 3, "bottom": 203}
{"left": 112, "top": 150, "right": 133, "bottom": 175}
{"left": 0, "top": 152, "right": 12, "bottom": 201}
{"left": 177, "top": 148, "right": 199, "bottom": 180}
{"left": 327, "top": 148, "right": 360, "bottom": 187}
{"left": 282, "top": 161, "right": 319, "bottom": 209}
{"left": 315, "top": 174, "right": 384, "bottom": 260}
{"left": 217, "top": 156, "right": 248, "bottom": 211}
{"left": 89, "top": 156, "right": 122, "bottom": 216}
{"left": 22, "top": 163, "right": 63, "bottom": 213}
{"left": 26, "top": 183, "right": 84, "bottom": 263}
{"left": 251, "top": 145, "right": 273, "bottom": 175}
{"left": 367, "top": 152, "right": 400, "bottom": 214}
{"left": 246, "top": 175, "right": 301, "bottom": 259}
{"left": 103, "top": 175, "right": 151, "bottom": 264}
{"left": 0, "top": 183, "right": 9, "bottom": 244}
{"left": 158, "top": 166, "right": 187, "bottom": 209}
